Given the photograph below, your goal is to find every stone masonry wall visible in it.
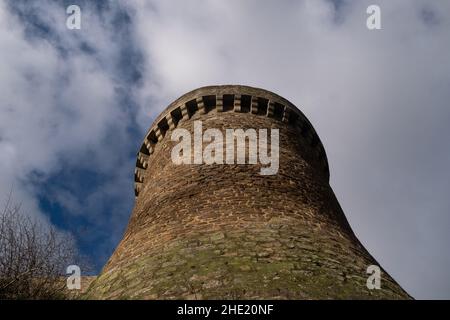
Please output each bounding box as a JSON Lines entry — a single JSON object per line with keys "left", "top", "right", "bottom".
{"left": 85, "top": 85, "right": 410, "bottom": 299}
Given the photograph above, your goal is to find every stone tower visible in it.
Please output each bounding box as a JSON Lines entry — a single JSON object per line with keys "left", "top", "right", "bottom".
{"left": 86, "top": 85, "right": 410, "bottom": 299}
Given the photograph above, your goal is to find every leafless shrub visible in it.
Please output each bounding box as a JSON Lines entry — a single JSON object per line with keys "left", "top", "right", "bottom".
{"left": 0, "top": 193, "right": 88, "bottom": 299}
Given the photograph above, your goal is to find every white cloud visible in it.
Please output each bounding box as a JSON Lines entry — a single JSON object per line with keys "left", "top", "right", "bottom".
{"left": 0, "top": 0, "right": 134, "bottom": 257}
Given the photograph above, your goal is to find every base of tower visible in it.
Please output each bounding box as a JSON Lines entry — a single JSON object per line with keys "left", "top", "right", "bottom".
{"left": 84, "top": 217, "right": 410, "bottom": 300}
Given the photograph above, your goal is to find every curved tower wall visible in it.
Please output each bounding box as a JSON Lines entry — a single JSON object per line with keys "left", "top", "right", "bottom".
{"left": 86, "top": 85, "right": 410, "bottom": 299}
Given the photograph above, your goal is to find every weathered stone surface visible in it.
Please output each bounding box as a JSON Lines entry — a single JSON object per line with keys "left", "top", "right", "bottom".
{"left": 85, "top": 85, "right": 411, "bottom": 300}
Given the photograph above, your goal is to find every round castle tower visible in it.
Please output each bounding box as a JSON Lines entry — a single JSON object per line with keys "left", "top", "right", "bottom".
{"left": 86, "top": 85, "right": 410, "bottom": 299}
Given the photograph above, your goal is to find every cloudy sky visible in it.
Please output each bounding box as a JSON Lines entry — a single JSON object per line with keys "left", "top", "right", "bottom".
{"left": 0, "top": 0, "right": 449, "bottom": 299}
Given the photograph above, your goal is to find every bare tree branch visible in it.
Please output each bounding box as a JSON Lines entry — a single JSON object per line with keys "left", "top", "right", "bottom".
{"left": 0, "top": 193, "right": 90, "bottom": 299}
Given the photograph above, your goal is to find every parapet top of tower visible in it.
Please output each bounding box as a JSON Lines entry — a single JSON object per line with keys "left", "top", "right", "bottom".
{"left": 134, "top": 85, "right": 329, "bottom": 197}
